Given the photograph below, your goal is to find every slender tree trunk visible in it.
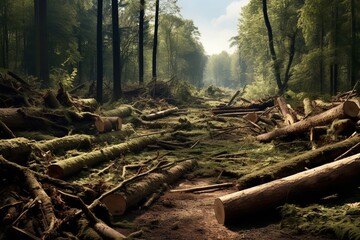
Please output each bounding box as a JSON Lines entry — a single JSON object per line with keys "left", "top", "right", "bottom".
{"left": 96, "top": 0, "right": 103, "bottom": 104}
{"left": 34, "top": 0, "right": 49, "bottom": 88}
{"left": 319, "top": 22, "right": 324, "bottom": 94}
{"left": 330, "top": 2, "right": 339, "bottom": 96}
{"left": 152, "top": 0, "right": 159, "bottom": 81}
{"left": 262, "top": 0, "right": 283, "bottom": 94}
{"left": 3, "top": 1, "right": 9, "bottom": 68}
{"left": 283, "top": 29, "right": 297, "bottom": 88}
{"left": 351, "top": 0, "right": 357, "bottom": 88}
{"left": 138, "top": 0, "right": 145, "bottom": 85}
{"left": 112, "top": 0, "right": 121, "bottom": 101}
{"left": 77, "top": 36, "right": 83, "bottom": 84}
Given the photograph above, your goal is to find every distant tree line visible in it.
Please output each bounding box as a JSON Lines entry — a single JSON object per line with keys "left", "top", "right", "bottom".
{"left": 0, "top": 0, "right": 206, "bottom": 101}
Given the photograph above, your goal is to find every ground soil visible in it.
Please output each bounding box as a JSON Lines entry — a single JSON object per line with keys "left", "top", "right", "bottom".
{"left": 118, "top": 178, "right": 335, "bottom": 240}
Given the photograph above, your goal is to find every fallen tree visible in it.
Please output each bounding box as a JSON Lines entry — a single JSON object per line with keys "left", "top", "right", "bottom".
{"left": 47, "top": 134, "right": 163, "bottom": 179}
{"left": 237, "top": 134, "right": 360, "bottom": 189}
{"left": 141, "top": 107, "right": 179, "bottom": 121}
{"left": 214, "top": 152, "right": 360, "bottom": 225}
{"left": 257, "top": 101, "right": 359, "bottom": 142}
{"left": 100, "top": 159, "right": 197, "bottom": 215}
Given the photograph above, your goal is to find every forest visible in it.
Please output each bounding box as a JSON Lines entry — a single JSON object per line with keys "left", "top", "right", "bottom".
{"left": 0, "top": 0, "right": 360, "bottom": 239}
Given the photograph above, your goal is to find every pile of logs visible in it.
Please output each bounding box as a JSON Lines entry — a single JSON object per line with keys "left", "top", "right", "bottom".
{"left": 213, "top": 91, "right": 360, "bottom": 225}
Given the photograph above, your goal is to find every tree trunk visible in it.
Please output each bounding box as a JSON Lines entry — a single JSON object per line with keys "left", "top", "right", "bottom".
{"left": 237, "top": 134, "right": 360, "bottom": 189}
{"left": 112, "top": 0, "right": 121, "bottom": 101}
{"left": 303, "top": 98, "right": 313, "bottom": 116}
{"left": 102, "top": 105, "right": 133, "bottom": 118}
{"left": 138, "top": 0, "right": 145, "bottom": 85}
{"left": 152, "top": 0, "right": 159, "bottom": 82}
{"left": 96, "top": 0, "right": 103, "bottom": 104}
{"left": 141, "top": 107, "right": 178, "bottom": 121}
{"left": 262, "top": 0, "right": 283, "bottom": 94}
{"left": 34, "top": 0, "right": 49, "bottom": 87}
{"left": 101, "top": 159, "right": 196, "bottom": 215}
{"left": 214, "top": 153, "right": 360, "bottom": 225}
{"left": 0, "top": 137, "right": 32, "bottom": 163}
{"left": 95, "top": 116, "right": 122, "bottom": 133}
{"left": 256, "top": 101, "right": 359, "bottom": 142}
{"left": 276, "top": 96, "right": 297, "bottom": 125}
{"left": 351, "top": 0, "right": 357, "bottom": 88}
{"left": 47, "top": 134, "right": 162, "bottom": 179}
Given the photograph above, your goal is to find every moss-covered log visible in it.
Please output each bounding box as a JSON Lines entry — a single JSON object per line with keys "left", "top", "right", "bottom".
{"left": 0, "top": 137, "right": 32, "bottom": 163}
{"left": 47, "top": 134, "right": 161, "bottom": 179}
{"left": 101, "top": 159, "right": 197, "bottom": 215}
{"left": 214, "top": 153, "right": 360, "bottom": 225}
{"left": 237, "top": 135, "right": 360, "bottom": 189}
{"left": 257, "top": 101, "right": 359, "bottom": 142}
{"left": 102, "top": 105, "right": 133, "bottom": 118}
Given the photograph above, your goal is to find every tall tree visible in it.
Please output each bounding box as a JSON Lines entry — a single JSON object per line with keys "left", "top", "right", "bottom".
{"left": 96, "top": 0, "right": 103, "bottom": 103}
{"left": 262, "top": 0, "right": 283, "bottom": 94}
{"left": 34, "top": 0, "right": 49, "bottom": 87}
{"left": 351, "top": 0, "right": 357, "bottom": 88}
{"left": 152, "top": 0, "right": 159, "bottom": 81}
{"left": 138, "top": 0, "right": 145, "bottom": 85}
{"left": 112, "top": 0, "right": 121, "bottom": 101}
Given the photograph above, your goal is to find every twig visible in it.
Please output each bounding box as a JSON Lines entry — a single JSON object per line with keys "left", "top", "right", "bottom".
{"left": 0, "top": 119, "right": 16, "bottom": 138}
{"left": 345, "top": 79, "right": 360, "bottom": 101}
{"left": 98, "top": 162, "right": 115, "bottom": 176}
{"left": 170, "top": 182, "right": 234, "bottom": 193}
{"left": 227, "top": 90, "right": 241, "bottom": 106}
{"left": 12, "top": 226, "right": 41, "bottom": 240}
{"left": 334, "top": 141, "right": 360, "bottom": 161}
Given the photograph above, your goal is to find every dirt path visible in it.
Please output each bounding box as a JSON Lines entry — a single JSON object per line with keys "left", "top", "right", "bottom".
{"left": 118, "top": 178, "right": 335, "bottom": 240}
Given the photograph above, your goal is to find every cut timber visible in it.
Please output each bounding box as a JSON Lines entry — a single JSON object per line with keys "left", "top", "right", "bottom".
{"left": 141, "top": 107, "right": 179, "bottom": 121}
{"left": 303, "top": 98, "right": 313, "bottom": 116}
{"left": 227, "top": 90, "right": 241, "bottom": 106}
{"left": 100, "top": 159, "right": 196, "bottom": 215}
{"left": 214, "top": 152, "right": 360, "bottom": 225}
{"left": 95, "top": 117, "right": 122, "bottom": 133}
{"left": 0, "top": 137, "right": 32, "bottom": 163}
{"left": 243, "top": 112, "right": 259, "bottom": 123}
{"left": 75, "top": 98, "right": 98, "bottom": 112}
{"left": 102, "top": 105, "right": 133, "bottom": 118}
{"left": 276, "top": 96, "right": 297, "bottom": 125}
{"left": 47, "top": 134, "right": 161, "bottom": 179}
{"left": 237, "top": 135, "right": 360, "bottom": 189}
{"left": 256, "top": 101, "right": 359, "bottom": 142}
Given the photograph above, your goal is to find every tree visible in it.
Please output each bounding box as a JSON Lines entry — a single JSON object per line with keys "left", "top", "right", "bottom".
{"left": 34, "top": 0, "right": 49, "bottom": 87}
{"left": 152, "top": 0, "right": 159, "bottom": 81}
{"left": 96, "top": 0, "right": 103, "bottom": 103}
{"left": 112, "top": 0, "right": 121, "bottom": 101}
{"left": 138, "top": 0, "right": 145, "bottom": 85}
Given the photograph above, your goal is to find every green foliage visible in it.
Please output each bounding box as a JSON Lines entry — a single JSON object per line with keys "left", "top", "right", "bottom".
{"left": 49, "top": 67, "right": 77, "bottom": 89}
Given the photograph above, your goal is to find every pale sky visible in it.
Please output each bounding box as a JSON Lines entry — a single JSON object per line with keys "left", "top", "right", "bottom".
{"left": 177, "top": 0, "right": 250, "bottom": 55}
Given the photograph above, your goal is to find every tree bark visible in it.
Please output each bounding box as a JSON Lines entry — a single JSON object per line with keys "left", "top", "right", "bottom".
{"left": 47, "top": 134, "right": 162, "bottom": 179}
{"left": 237, "top": 134, "right": 360, "bottom": 189}
{"left": 214, "top": 152, "right": 360, "bottom": 225}
{"left": 276, "top": 96, "right": 297, "bottom": 125}
{"left": 138, "top": 0, "right": 145, "bottom": 85}
{"left": 112, "top": 0, "right": 121, "bottom": 101}
{"left": 100, "top": 159, "right": 197, "bottom": 215}
{"left": 141, "top": 107, "right": 178, "bottom": 121}
{"left": 102, "top": 105, "right": 133, "bottom": 118}
{"left": 303, "top": 98, "right": 313, "bottom": 116}
{"left": 96, "top": 0, "right": 103, "bottom": 104}
{"left": 256, "top": 101, "right": 359, "bottom": 142}
{"left": 95, "top": 116, "right": 122, "bottom": 133}
{"left": 152, "top": 0, "right": 159, "bottom": 82}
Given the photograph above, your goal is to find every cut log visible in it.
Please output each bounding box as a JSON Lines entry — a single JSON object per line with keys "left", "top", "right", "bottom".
{"left": 237, "top": 134, "right": 360, "bottom": 190}
{"left": 170, "top": 182, "right": 234, "bottom": 193}
{"left": 303, "top": 98, "right": 313, "bottom": 117}
{"left": 141, "top": 107, "right": 179, "bottom": 121}
{"left": 95, "top": 117, "right": 122, "bottom": 133}
{"left": 47, "top": 134, "right": 162, "bottom": 179}
{"left": 74, "top": 98, "right": 98, "bottom": 112}
{"left": 0, "top": 137, "right": 32, "bottom": 163}
{"left": 100, "top": 159, "right": 196, "bottom": 215}
{"left": 102, "top": 105, "right": 133, "bottom": 118}
{"left": 214, "top": 152, "right": 360, "bottom": 225}
{"left": 43, "top": 90, "right": 62, "bottom": 109}
{"left": 243, "top": 112, "right": 259, "bottom": 123}
{"left": 256, "top": 101, "right": 359, "bottom": 142}
{"left": 276, "top": 96, "right": 297, "bottom": 125}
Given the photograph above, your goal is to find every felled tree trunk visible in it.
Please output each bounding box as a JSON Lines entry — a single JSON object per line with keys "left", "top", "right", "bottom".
{"left": 47, "top": 134, "right": 161, "bottom": 179}
{"left": 43, "top": 90, "right": 62, "bottom": 109}
{"left": 276, "top": 96, "right": 297, "bottom": 125}
{"left": 303, "top": 98, "right": 313, "bottom": 116}
{"left": 100, "top": 159, "right": 196, "bottom": 215}
{"left": 0, "top": 137, "right": 32, "bottom": 163}
{"left": 237, "top": 135, "right": 360, "bottom": 189}
{"left": 141, "top": 107, "right": 179, "bottom": 121}
{"left": 102, "top": 105, "right": 133, "bottom": 118}
{"left": 257, "top": 101, "right": 359, "bottom": 142}
{"left": 95, "top": 117, "right": 122, "bottom": 133}
{"left": 214, "top": 153, "right": 360, "bottom": 225}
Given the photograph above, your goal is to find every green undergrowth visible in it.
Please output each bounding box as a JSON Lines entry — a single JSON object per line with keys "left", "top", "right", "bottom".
{"left": 280, "top": 201, "right": 360, "bottom": 240}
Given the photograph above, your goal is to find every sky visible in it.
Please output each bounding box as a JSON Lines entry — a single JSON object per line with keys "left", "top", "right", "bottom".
{"left": 177, "top": 0, "right": 250, "bottom": 56}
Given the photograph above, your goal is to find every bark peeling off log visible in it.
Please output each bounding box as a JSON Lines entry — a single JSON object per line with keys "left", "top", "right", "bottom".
{"left": 47, "top": 135, "right": 160, "bottom": 179}
{"left": 214, "top": 153, "right": 360, "bottom": 225}
{"left": 101, "top": 159, "right": 197, "bottom": 215}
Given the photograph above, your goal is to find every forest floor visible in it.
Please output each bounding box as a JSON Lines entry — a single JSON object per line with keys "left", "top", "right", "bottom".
{"left": 1, "top": 78, "right": 359, "bottom": 239}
